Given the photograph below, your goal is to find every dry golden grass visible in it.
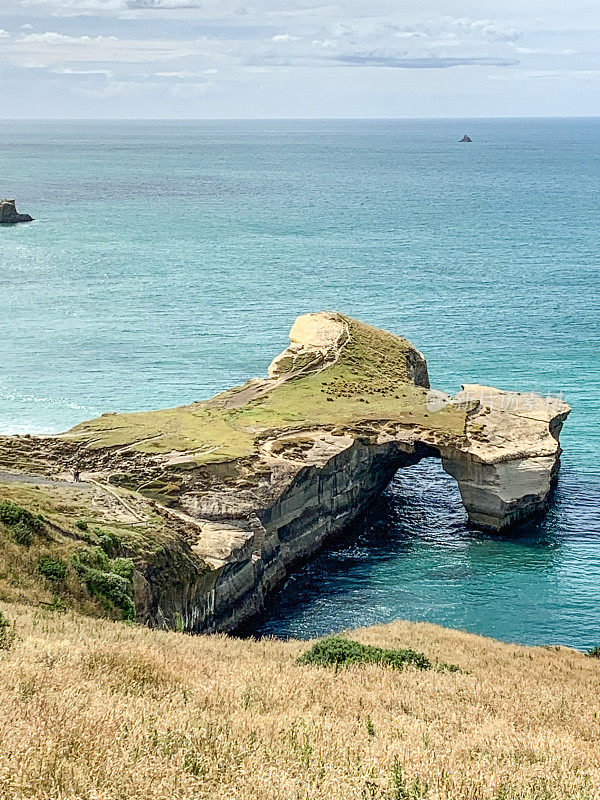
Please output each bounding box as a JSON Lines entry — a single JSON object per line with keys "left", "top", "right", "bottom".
{"left": 1, "top": 602, "right": 599, "bottom": 800}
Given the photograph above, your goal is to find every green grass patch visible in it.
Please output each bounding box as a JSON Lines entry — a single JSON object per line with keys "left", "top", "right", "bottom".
{"left": 0, "top": 500, "right": 45, "bottom": 546}
{"left": 63, "top": 314, "right": 466, "bottom": 461}
{"left": 0, "top": 610, "right": 14, "bottom": 650}
{"left": 37, "top": 555, "right": 67, "bottom": 583}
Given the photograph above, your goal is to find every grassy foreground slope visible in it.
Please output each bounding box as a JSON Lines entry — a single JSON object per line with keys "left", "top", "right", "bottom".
{"left": 1, "top": 602, "right": 599, "bottom": 800}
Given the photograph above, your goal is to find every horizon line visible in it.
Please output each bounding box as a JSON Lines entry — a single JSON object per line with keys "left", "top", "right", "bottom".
{"left": 2, "top": 114, "right": 600, "bottom": 122}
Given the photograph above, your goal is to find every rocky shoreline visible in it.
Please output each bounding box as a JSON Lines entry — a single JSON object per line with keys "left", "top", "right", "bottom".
{"left": 0, "top": 313, "right": 570, "bottom": 632}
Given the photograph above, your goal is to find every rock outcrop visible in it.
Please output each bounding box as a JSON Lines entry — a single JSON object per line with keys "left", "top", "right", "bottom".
{"left": 437, "top": 385, "right": 569, "bottom": 529}
{"left": 460, "top": 135, "right": 473, "bottom": 143}
{"left": 0, "top": 312, "right": 569, "bottom": 632}
{"left": 0, "top": 199, "right": 34, "bottom": 223}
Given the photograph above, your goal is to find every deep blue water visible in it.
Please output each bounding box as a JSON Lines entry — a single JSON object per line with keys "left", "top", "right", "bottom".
{"left": 1, "top": 119, "right": 599, "bottom": 648}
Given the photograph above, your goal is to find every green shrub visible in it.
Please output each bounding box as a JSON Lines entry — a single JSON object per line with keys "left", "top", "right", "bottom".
{"left": 95, "top": 529, "right": 121, "bottom": 557}
{"left": 74, "top": 527, "right": 121, "bottom": 556}
{"left": 297, "top": 636, "right": 433, "bottom": 671}
{"left": 75, "top": 547, "right": 110, "bottom": 571}
{"left": 111, "top": 557, "right": 134, "bottom": 582}
{"left": 72, "top": 549, "right": 135, "bottom": 621}
{"left": 437, "top": 661, "right": 461, "bottom": 673}
{"left": 38, "top": 556, "right": 67, "bottom": 583}
{"left": 0, "top": 501, "right": 44, "bottom": 545}
{"left": 0, "top": 611, "right": 14, "bottom": 651}
{"left": 9, "top": 522, "right": 35, "bottom": 546}
{"left": 49, "top": 595, "right": 66, "bottom": 612}
{"left": 81, "top": 568, "right": 135, "bottom": 620}
{"left": 587, "top": 646, "right": 600, "bottom": 658}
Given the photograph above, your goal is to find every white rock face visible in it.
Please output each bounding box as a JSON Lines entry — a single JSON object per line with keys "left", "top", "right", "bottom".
{"left": 288, "top": 312, "right": 346, "bottom": 350}
{"left": 440, "top": 385, "right": 570, "bottom": 530}
{"left": 268, "top": 312, "right": 346, "bottom": 379}
{"left": 176, "top": 435, "right": 419, "bottom": 632}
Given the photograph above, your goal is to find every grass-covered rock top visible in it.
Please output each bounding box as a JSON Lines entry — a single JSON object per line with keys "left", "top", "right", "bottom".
{"left": 63, "top": 313, "right": 466, "bottom": 462}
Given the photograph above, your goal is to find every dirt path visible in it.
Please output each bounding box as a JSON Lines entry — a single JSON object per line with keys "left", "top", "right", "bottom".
{"left": 0, "top": 470, "right": 91, "bottom": 488}
{"left": 0, "top": 470, "right": 147, "bottom": 525}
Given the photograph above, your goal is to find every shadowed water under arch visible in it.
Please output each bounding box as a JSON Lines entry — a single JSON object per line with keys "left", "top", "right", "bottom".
{"left": 249, "top": 458, "right": 600, "bottom": 649}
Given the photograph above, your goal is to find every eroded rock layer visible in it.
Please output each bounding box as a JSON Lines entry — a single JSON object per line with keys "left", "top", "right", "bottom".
{"left": 0, "top": 312, "right": 569, "bottom": 631}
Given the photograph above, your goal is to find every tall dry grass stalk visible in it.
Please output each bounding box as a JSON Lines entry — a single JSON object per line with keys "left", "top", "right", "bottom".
{"left": 0, "top": 602, "right": 599, "bottom": 800}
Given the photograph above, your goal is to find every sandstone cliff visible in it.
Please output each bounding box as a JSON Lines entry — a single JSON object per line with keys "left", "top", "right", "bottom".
{"left": 0, "top": 313, "right": 569, "bottom": 631}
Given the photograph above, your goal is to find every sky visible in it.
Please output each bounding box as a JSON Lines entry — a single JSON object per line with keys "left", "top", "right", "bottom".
{"left": 1, "top": 0, "right": 599, "bottom": 118}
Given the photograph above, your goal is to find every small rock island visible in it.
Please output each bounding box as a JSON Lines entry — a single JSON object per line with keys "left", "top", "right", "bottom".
{"left": 460, "top": 135, "right": 473, "bottom": 142}
{"left": 0, "top": 199, "right": 34, "bottom": 223}
{"left": 0, "top": 313, "right": 569, "bottom": 632}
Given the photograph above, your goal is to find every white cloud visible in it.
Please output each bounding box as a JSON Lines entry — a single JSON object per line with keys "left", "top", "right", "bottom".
{"left": 271, "top": 33, "right": 299, "bottom": 42}
{"left": 56, "top": 67, "right": 112, "bottom": 73}
{"left": 16, "top": 0, "right": 125, "bottom": 13}
{"left": 516, "top": 46, "right": 578, "bottom": 55}
{"left": 0, "top": 30, "right": 10, "bottom": 39}
{"left": 394, "top": 31, "right": 425, "bottom": 40}
{"left": 20, "top": 31, "right": 118, "bottom": 42}
{"left": 490, "top": 68, "right": 600, "bottom": 81}
{"left": 155, "top": 69, "right": 204, "bottom": 77}
{"left": 390, "top": 16, "right": 521, "bottom": 46}
{"left": 468, "top": 19, "right": 519, "bottom": 42}
{"left": 4, "top": 31, "right": 208, "bottom": 67}
{"left": 2, "top": 0, "right": 599, "bottom": 117}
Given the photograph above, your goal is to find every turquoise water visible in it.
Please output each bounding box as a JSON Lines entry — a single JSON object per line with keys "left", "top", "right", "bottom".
{"left": 1, "top": 119, "right": 599, "bottom": 648}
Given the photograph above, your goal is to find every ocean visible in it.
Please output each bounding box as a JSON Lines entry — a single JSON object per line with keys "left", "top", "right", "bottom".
{"left": 1, "top": 118, "right": 599, "bottom": 648}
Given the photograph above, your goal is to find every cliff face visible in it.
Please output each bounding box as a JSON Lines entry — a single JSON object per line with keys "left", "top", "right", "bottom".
{"left": 172, "top": 437, "right": 421, "bottom": 633}
{"left": 0, "top": 313, "right": 570, "bottom": 632}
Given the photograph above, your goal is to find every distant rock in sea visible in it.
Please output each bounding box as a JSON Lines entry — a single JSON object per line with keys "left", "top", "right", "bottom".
{"left": 0, "top": 199, "right": 34, "bottom": 223}
{"left": 460, "top": 135, "right": 473, "bottom": 143}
